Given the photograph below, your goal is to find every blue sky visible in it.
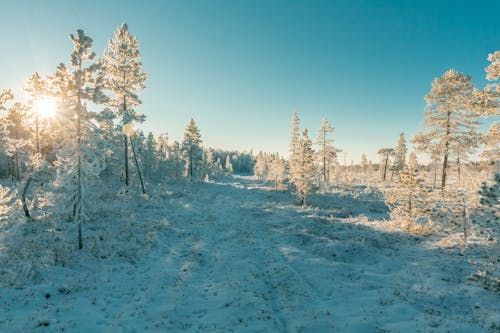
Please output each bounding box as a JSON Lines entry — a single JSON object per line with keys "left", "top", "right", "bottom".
{"left": 1, "top": 0, "right": 498, "bottom": 162}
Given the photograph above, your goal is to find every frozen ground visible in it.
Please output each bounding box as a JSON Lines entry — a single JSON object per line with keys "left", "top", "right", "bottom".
{"left": 0, "top": 175, "right": 498, "bottom": 332}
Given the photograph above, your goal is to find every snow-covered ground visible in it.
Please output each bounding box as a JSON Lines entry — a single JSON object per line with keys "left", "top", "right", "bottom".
{"left": 1, "top": 175, "right": 498, "bottom": 332}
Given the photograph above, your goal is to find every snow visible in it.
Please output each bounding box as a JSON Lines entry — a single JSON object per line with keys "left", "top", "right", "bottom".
{"left": 1, "top": 175, "right": 498, "bottom": 332}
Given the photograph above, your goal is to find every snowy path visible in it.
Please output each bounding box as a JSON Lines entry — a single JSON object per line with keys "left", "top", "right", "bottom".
{"left": 1, "top": 176, "right": 498, "bottom": 332}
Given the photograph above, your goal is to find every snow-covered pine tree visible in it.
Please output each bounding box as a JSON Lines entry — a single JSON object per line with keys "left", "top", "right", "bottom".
{"left": 412, "top": 69, "right": 479, "bottom": 190}
{"left": 3, "top": 102, "right": 30, "bottom": 181}
{"left": 253, "top": 152, "right": 268, "bottom": 181}
{"left": 289, "top": 112, "right": 300, "bottom": 185}
{"left": 181, "top": 118, "right": 203, "bottom": 181}
{"left": 101, "top": 23, "right": 148, "bottom": 187}
{"left": 393, "top": 132, "right": 407, "bottom": 175}
{"left": 474, "top": 51, "right": 500, "bottom": 160}
{"left": 484, "top": 51, "right": 500, "bottom": 110}
{"left": 316, "top": 117, "right": 335, "bottom": 183}
{"left": 292, "top": 129, "right": 315, "bottom": 205}
{"left": 377, "top": 148, "right": 393, "bottom": 182}
{"left": 268, "top": 154, "right": 286, "bottom": 190}
{"left": 56, "top": 29, "right": 108, "bottom": 249}
{"left": 2, "top": 89, "right": 50, "bottom": 219}
{"left": 480, "top": 122, "right": 499, "bottom": 165}
{"left": 0, "top": 89, "right": 14, "bottom": 155}
{"left": 24, "top": 72, "right": 49, "bottom": 155}
{"left": 386, "top": 152, "right": 428, "bottom": 230}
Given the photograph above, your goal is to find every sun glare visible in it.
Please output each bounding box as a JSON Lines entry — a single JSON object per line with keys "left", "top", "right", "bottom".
{"left": 36, "top": 97, "right": 56, "bottom": 119}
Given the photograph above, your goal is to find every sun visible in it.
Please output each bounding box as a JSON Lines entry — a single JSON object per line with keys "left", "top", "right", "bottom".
{"left": 36, "top": 97, "right": 56, "bottom": 119}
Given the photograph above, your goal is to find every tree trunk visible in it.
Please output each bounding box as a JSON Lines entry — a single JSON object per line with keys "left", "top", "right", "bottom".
{"left": 441, "top": 110, "right": 451, "bottom": 190}
{"left": 130, "top": 137, "right": 146, "bottom": 194}
{"left": 76, "top": 59, "right": 83, "bottom": 250}
{"left": 441, "top": 150, "right": 449, "bottom": 190}
{"left": 189, "top": 149, "right": 193, "bottom": 181}
{"left": 22, "top": 177, "right": 37, "bottom": 219}
{"left": 124, "top": 134, "right": 129, "bottom": 186}
{"left": 382, "top": 154, "right": 389, "bottom": 181}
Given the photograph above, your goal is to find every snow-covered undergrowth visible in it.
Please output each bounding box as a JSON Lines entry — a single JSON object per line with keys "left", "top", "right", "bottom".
{"left": 1, "top": 176, "right": 499, "bottom": 332}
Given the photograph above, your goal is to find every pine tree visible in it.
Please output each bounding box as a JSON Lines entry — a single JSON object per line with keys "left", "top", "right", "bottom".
{"left": 480, "top": 122, "right": 499, "bottom": 163}
{"left": 316, "top": 117, "right": 335, "bottom": 183}
{"left": 290, "top": 112, "right": 300, "bottom": 157}
{"left": 253, "top": 152, "right": 268, "bottom": 181}
{"left": 289, "top": 112, "right": 300, "bottom": 184}
{"left": 393, "top": 132, "right": 407, "bottom": 174}
{"left": 292, "top": 129, "right": 315, "bottom": 205}
{"left": 386, "top": 152, "right": 428, "bottom": 230}
{"left": 101, "top": 23, "right": 148, "bottom": 187}
{"left": 268, "top": 154, "right": 286, "bottom": 190}
{"left": 24, "top": 72, "right": 50, "bottom": 155}
{"left": 57, "top": 29, "right": 107, "bottom": 249}
{"left": 181, "top": 118, "right": 202, "bottom": 181}
{"left": 413, "top": 69, "right": 479, "bottom": 190}
{"left": 3, "top": 102, "right": 30, "bottom": 181}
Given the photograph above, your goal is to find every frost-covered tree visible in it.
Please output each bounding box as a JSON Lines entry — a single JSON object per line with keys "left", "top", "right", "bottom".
{"left": 316, "top": 117, "right": 335, "bottom": 183}
{"left": 56, "top": 29, "right": 107, "bottom": 249}
{"left": 253, "top": 152, "right": 268, "bottom": 181}
{"left": 0, "top": 89, "right": 14, "bottom": 152}
{"left": 101, "top": 23, "right": 148, "bottom": 187}
{"left": 393, "top": 133, "right": 407, "bottom": 174}
{"left": 3, "top": 102, "right": 31, "bottom": 181}
{"left": 413, "top": 69, "right": 479, "bottom": 190}
{"left": 292, "top": 129, "right": 315, "bottom": 205}
{"left": 268, "top": 154, "right": 286, "bottom": 190}
{"left": 475, "top": 51, "right": 500, "bottom": 118}
{"left": 386, "top": 152, "right": 428, "bottom": 230}
{"left": 480, "top": 122, "right": 499, "bottom": 163}
{"left": 203, "top": 148, "right": 224, "bottom": 180}
{"left": 289, "top": 112, "right": 300, "bottom": 183}
{"left": 377, "top": 148, "right": 393, "bottom": 182}
{"left": 182, "top": 118, "right": 203, "bottom": 181}
{"left": 0, "top": 89, "right": 13, "bottom": 110}
{"left": 24, "top": 72, "right": 49, "bottom": 155}
{"left": 469, "top": 52, "right": 500, "bottom": 169}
